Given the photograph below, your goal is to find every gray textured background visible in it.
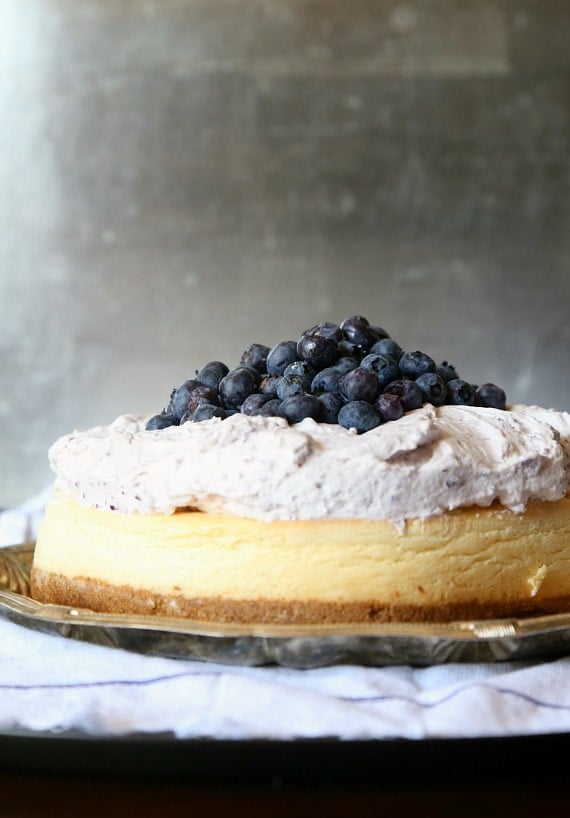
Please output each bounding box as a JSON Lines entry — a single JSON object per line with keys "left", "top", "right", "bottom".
{"left": 1, "top": 0, "right": 569, "bottom": 506}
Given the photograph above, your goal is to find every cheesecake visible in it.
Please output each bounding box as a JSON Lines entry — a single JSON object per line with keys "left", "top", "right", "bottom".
{"left": 31, "top": 403, "right": 570, "bottom": 624}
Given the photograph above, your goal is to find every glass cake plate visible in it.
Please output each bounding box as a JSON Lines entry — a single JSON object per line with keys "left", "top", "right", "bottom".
{"left": 1, "top": 543, "right": 569, "bottom": 668}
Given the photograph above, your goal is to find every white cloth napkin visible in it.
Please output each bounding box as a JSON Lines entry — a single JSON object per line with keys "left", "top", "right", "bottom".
{"left": 1, "top": 494, "right": 569, "bottom": 740}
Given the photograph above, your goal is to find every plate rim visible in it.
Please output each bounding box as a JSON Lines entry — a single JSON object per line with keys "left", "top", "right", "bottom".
{"left": 2, "top": 543, "right": 570, "bottom": 667}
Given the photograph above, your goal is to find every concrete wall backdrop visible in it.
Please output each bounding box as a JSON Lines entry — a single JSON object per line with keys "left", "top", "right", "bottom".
{"left": 1, "top": 0, "right": 569, "bottom": 505}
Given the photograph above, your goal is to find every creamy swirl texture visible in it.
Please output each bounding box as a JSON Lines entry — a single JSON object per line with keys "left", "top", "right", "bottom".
{"left": 48, "top": 403, "right": 570, "bottom": 523}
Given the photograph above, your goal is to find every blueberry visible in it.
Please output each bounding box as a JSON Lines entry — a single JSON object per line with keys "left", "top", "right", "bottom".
{"left": 196, "top": 361, "right": 229, "bottom": 391}
{"left": 190, "top": 404, "right": 227, "bottom": 423}
{"left": 340, "top": 314, "right": 370, "bottom": 328}
{"left": 399, "top": 350, "right": 436, "bottom": 379}
{"left": 254, "top": 398, "right": 282, "bottom": 417}
{"left": 370, "top": 338, "right": 403, "bottom": 362}
{"left": 279, "top": 394, "right": 322, "bottom": 424}
{"left": 276, "top": 373, "right": 308, "bottom": 400}
{"left": 304, "top": 322, "right": 343, "bottom": 342}
{"left": 240, "top": 393, "right": 270, "bottom": 415}
{"left": 360, "top": 353, "right": 400, "bottom": 389}
{"left": 266, "top": 341, "right": 298, "bottom": 376}
{"left": 317, "top": 392, "right": 344, "bottom": 424}
{"left": 339, "top": 367, "right": 380, "bottom": 403}
{"left": 145, "top": 412, "right": 178, "bottom": 431}
{"left": 237, "top": 364, "right": 262, "bottom": 385}
{"left": 187, "top": 384, "right": 220, "bottom": 414}
{"left": 369, "top": 325, "right": 390, "bottom": 341}
{"left": 415, "top": 373, "right": 448, "bottom": 406}
{"left": 340, "top": 316, "right": 378, "bottom": 351}
{"left": 333, "top": 356, "right": 359, "bottom": 374}
{"left": 446, "top": 378, "right": 476, "bottom": 406}
{"left": 167, "top": 379, "right": 200, "bottom": 421}
{"left": 311, "top": 366, "right": 343, "bottom": 394}
{"left": 374, "top": 393, "right": 404, "bottom": 422}
{"left": 259, "top": 375, "right": 280, "bottom": 398}
{"left": 219, "top": 367, "right": 258, "bottom": 408}
{"left": 338, "top": 340, "right": 364, "bottom": 360}
{"left": 383, "top": 379, "right": 423, "bottom": 411}
{"left": 476, "top": 383, "right": 507, "bottom": 410}
{"left": 338, "top": 401, "right": 381, "bottom": 433}
{"left": 296, "top": 333, "right": 340, "bottom": 369}
{"left": 240, "top": 343, "right": 270, "bottom": 374}
{"left": 436, "top": 360, "right": 459, "bottom": 382}
{"left": 283, "top": 360, "right": 315, "bottom": 384}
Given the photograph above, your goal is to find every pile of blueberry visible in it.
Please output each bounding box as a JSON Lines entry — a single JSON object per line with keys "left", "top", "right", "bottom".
{"left": 146, "top": 316, "right": 507, "bottom": 435}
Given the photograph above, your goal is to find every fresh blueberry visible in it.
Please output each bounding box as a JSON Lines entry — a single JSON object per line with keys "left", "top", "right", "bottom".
{"left": 296, "top": 333, "right": 340, "bottom": 369}
{"left": 340, "top": 314, "right": 370, "bottom": 328}
{"left": 266, "top": 341, "right": 298, "bottom": 376}
{"left": 145, "top": 412, "right": 178, "bottom": 431}
{"left": 219, "top": 367, "right": 258, "bottom": 408}
{"left": 370, "top": 338, "right": 403, "bottom": 362}
{"left": 304, "top": 322, "right": 343, "bottom": 342}
{"left": 191, "top": 404, "right": 227, "bottom": 423}
{"left": 476, "top": 383, "right": 507, "bottom": 410}
{"left": 338, "top": 340, "right": 364, "bottom": 360}
{"left": 333, "top": 356, "right": 359, "bottom": 374}
{"left": 399, "top": 350, "right": 436, "bottom": 379}
{"left": 254, "top": 398, "right": 283, "bottom": 417}
{"left": 317, "top": 392, "right": 344, "bottom": 424}
{"left": 415, "top": 373, "right": 448, "bottom": 406}
{"left": 339, "top": 367, "right": 380, "bottom": 403}
{"left": 240, "top": 343, "right": 271, "bottom": 374}
{"left": 311, "top": 366, "right": 343, "bottom": 394}
{"left": 374, "top": 393, "right": 404, "bottom": 422}
{"left": 369, "top": 325, "right": 390, "bottom": 341}
{"left": 383, "top": 379, "right": 423, "bottom": 411}
{"left": 240, "top": 393, "right": 270, "bottom": 415}
{"left": 340, "top": 315, "right": 378, "bottom": 351}
{"left": 436, "top": 360, "right": 459, "bottom": 382}
{"left": 284, "top": 360, "right": 315, "bottom": 383}
{"left": 259, "top": 375, "right": 281, "bottom": 398}
{"left": 167, "top": 379, "right": 200, "bottom": 421}
{"left": 196, "top": 361, "right": 229, "bottom": 391}
{"left": 279, "top": 394, "right": 322, "bottom": 424}
{"left": 187, "top": 384, "right": 220, "bottom": 414}
{"left": 446, "top": 378, "right": 476, "bottom": 406}
{"left": 338, "top": 401, "right": 381, "bottom": 433}
{"left": 360, "top": 353, "right": 400, "bottom": 389}
{"left": 237, "top": 364, "right": 262, "bottom": 384}
{"left": 276, "top": 373, "right": 308, "bottom": 400}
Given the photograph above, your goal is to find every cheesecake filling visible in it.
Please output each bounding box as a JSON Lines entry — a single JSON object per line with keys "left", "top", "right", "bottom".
{"left": 48, "top": 403, "right": 570, "bottom": 523}
{"left": 32, "top": 493, "right": 570, "bottom": 620}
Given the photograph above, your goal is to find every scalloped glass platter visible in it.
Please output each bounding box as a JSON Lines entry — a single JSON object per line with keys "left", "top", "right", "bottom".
{"left": 1, "top": 543, "right": 569, "bottom": 668}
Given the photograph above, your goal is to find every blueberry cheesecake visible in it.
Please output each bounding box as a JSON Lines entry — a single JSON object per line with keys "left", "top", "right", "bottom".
{"left": 31, "top": 316, "right": 570, "bottom": 624}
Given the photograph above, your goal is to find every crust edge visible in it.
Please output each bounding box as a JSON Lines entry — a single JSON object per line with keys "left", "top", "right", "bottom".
{"left": 30, "top": 567, "right": 570, "bottom": 625}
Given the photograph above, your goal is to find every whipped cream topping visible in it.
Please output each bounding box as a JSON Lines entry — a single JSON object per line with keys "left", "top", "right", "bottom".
{"left": 48, "top": 403, "right": 570, "bottom": 523}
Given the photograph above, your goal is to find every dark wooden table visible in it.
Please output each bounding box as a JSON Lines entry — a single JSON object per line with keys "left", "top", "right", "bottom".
{"left": 1, "top": 733, "right": 568, "bottom": 817}
{"left": 1, "top": 773, "right": 568, "bottom": 818}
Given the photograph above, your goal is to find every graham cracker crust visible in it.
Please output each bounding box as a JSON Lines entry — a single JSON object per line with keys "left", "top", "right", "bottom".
{"left": 30, "top": 567, "right": 570, "bottom": 625}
